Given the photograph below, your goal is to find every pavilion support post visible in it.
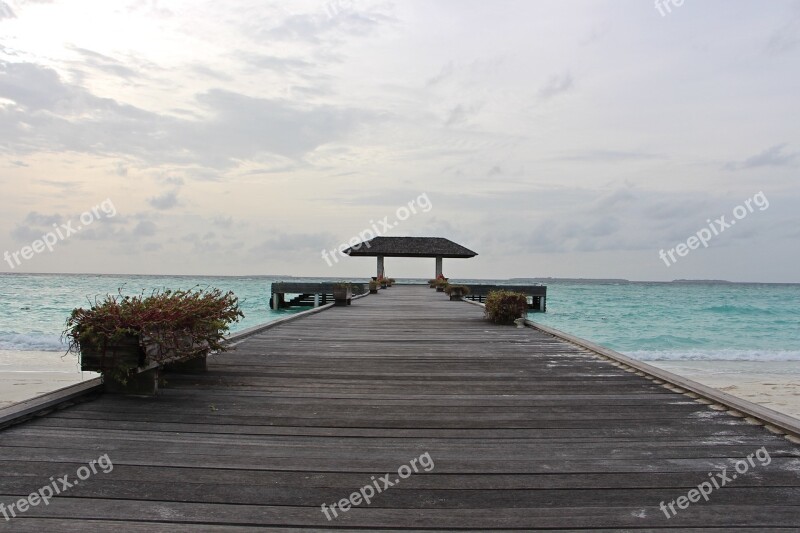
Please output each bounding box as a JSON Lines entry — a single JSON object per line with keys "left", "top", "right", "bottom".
{"left": 435, "top": 256, "right": 443, "bottom": 277}
{"left": 377, "top": 255, "right": 385, "bottom": 278}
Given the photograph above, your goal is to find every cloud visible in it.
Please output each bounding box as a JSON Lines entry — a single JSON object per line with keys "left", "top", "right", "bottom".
{"left": 0, "top": 61, "right": 85, "bottom": 111}
{"left": 252, "top": 2, "right": 393, "bottom": 44}
{"left": 21, "top": 212, "right": 62, "bottom": 226}
{"left": 212, "top": 215, "right": 233, "bottom": 229}
{"left": 0, "top": 62, "right": 370, "bottom": 168}
{"left": 426, "top": 62, "right": 455, "bottom": 87}
{"left": 126, "top": 0, "right": 173, "bottom": 18}
{"left": 67, "top": 46, "right": 142, "bottom": 79}
{"left": 9, "top": 210, "right": 123, "bottom": 244}
{"left": 765, "top": 4, "right": 800, "bottom": 54}
{"left": 250, "top": 231, "right": 334, "bottom": 257}
{"left": 444, "top": 102, "right": 483, "bottom": 127}
{"left": 538, "top": 72, "right": 573, "bottom": 100}
{"left": 0, "top": 1, "right": 15, "bottom": 20}
{"left": 148, "top": 190, "right": 179, "bottom": 210}
{"left": 552, "top": 150, "right": 660, "bottom": 162}
{"left": 189, "top": 64, "right": 232, "bottom": 81}
{"left": 239, "top": 52, "right": 312, "bottom": 73}
{"left": 34, "top": 179, "right": 82, "bottom": 191}
{"left": 133, "top": 220, "right": 157, "bottom": 236}
{"left": 725, "top": 144, "right": 798, "bottom": 170}
{"left": 190, "top": 89, "right": 365, "bottom": 161}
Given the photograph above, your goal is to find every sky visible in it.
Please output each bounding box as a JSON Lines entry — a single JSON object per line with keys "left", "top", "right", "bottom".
{"left": 0, "top": 0, "right": 798, "bottom": 282}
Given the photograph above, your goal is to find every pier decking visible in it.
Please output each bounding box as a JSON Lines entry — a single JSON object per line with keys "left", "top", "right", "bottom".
{"left": 1, "top": 285, "right": 799, "bottom": 530}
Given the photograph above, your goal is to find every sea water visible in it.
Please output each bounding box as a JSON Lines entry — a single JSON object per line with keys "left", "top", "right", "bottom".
{"left": 528, "top": 281, "right": 800, "bottom": 362}
{"left": 1, "top": 274, "right": 798, "bottom": 363}
{"left": 0, "top": 273, "right": 303, "bottom": 352}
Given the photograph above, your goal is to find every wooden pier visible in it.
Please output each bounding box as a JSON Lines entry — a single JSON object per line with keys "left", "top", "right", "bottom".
{"left": 1, "top": 285, "right": 799, "bottom": 529}
{"left": 269, "top": 281, "right": 367, "bottom": 309}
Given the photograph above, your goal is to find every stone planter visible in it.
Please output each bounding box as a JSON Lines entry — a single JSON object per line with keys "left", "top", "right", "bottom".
{"left": 79, "top": 334, "right": 144, "bottom": 374}
{"left": 333, "top": 285, "right": 352, "bottom": 306}
{"left": 449, "top": 288, "right": 465, "bottom": 300}
{"left": 80, "top": 333, "right": 210, "bottom": 396}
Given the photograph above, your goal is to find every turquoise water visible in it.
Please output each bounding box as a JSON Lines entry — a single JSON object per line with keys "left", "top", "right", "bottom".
{"left": 0, "top": 274, "right": 327, "bottom": 352}
{"left": 1, "top": 275, "right": 798, "bottom": 362}
{"left": 528, "top": 281, "right": 800, "bottom": 362}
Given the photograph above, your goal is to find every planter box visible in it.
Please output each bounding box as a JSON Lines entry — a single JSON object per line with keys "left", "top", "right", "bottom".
{"left": 79, "top": 334, "right": 144, "bottom": 373}
{"left": 333, "top": 286, "right": 352, "bottom": 306}
{"left": 449, "top": 289, "right": 465, "bottom": 300}
{"left": 81, "top": 333, "right": 211, "bottom": 396}
{"left": 103, "top": 364, "right": 160, "bottom": 396}
{"left": 369, "top": 288, "right": 378, "bottom": 294}
{"left": 436, "top": 287, "right": 444, "bottom": 292}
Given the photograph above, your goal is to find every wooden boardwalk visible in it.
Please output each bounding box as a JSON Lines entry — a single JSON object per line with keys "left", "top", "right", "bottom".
{"left": 1, "top": 285, "right": 799, "bottom": 530}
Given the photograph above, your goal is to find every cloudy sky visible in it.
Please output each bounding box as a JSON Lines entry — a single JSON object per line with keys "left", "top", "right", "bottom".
{"left": 1, "top": 0, "right": 798, "bottom": 281}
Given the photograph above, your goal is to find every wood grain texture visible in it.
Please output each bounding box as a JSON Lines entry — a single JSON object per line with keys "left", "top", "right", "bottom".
{"left": 1, "top": 285, "right": 798, "bottom": 529}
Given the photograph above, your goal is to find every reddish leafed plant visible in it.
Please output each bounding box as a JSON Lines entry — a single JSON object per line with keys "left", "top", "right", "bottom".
{"left": 63, "top": 287, "right": 244, "bottom": 363}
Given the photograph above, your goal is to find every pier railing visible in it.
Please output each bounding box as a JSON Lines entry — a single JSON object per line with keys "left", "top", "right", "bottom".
{"left": 270, "top": 282, "right": 368, "bottom": 309}
{"left": 461, "top": 284, "right": 547, "bottom": 311}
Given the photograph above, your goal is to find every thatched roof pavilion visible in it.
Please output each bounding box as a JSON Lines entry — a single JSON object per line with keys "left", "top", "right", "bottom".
{"left": 342, "top": 236, "right": 477, "bottom": 278}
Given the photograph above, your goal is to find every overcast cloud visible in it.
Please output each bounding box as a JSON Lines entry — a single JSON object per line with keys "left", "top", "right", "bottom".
{"left": 1, "top": 0, "right": 798, "bottom": 281}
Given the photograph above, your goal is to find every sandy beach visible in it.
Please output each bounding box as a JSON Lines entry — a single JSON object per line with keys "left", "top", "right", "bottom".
{"left": 0, "top": 350, "right": 99, "bottom": 409}
{"left": 651, "top": 361, "right": 800, "bottom": 420}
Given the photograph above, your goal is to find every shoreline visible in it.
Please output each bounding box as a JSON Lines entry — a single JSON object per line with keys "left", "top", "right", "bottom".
{"left": 649, "top": 360, "right": 800, "bottom": 420}
{"left": 0, "top": 349, "right": 99, "bottom": 408}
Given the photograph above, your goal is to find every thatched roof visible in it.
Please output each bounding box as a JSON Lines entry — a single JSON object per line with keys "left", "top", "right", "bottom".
{"left": 343, "top": 237, "right": 478, "bottom": 258}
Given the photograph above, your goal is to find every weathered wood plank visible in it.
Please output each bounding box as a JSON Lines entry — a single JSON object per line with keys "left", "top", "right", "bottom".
{"left": 0, "top": 285, "right": 798, "bottom": 529}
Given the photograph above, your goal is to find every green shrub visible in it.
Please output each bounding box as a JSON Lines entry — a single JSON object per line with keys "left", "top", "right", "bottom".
{"left": 484, "top": 290, "right": 527, "bottom": 324}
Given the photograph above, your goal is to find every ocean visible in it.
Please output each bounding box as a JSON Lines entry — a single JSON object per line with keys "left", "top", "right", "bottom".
{"left": 1, "top": 274, "right": 798, "bottom": 363}
{"left": 529, "top": 280, "right": 800, "bottom": 362}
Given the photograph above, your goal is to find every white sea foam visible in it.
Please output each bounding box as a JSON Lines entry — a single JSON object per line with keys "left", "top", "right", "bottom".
{"left": 625, "top": 349, "right": 800, "bottom": 362}
{"left": 0, "top": 333, "right": 65, "bottom": 352}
